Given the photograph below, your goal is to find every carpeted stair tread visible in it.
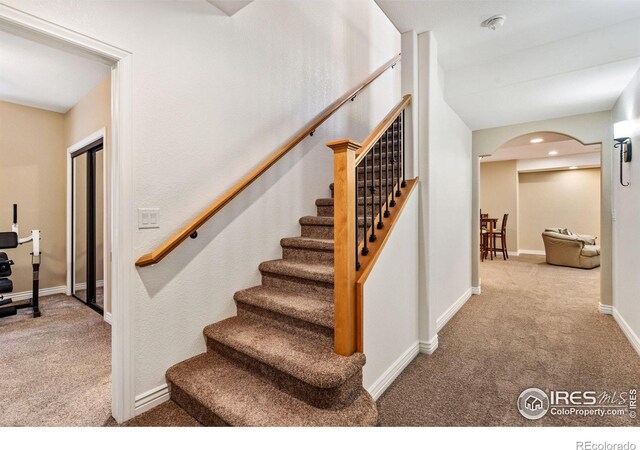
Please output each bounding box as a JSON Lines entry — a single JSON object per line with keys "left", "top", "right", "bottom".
{"left": 166, "top": 352, "right": 377, "bottom": 426}
{"left": 259, "top": 259, "right": 334, "bottom": 284}
{"left": 234, "top": 286, "right": 333, "bottom": 329}
{"left": 280, "top": 237, "right": 334, "bottom": 252}
{"left": 300, "top": 215, "right": 334, "bottom": 226}
{"left": 204, "top": 316, "right": 364, "bottom": 388}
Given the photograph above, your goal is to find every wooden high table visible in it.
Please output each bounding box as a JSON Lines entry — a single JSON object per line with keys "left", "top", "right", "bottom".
{"left": 481, "top": 217, "right": 498, "bottom": 260}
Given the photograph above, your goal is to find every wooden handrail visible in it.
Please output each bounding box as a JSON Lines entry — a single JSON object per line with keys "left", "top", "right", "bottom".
{"left": 135, "top": 53, "right": 401, "bottom": 267}
{"left": 354, "top": 94, "right": 411, "bottom": 166}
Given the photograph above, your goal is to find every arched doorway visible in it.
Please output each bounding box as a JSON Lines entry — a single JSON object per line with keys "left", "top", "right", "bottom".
{"left": 478, "top": 131, "right": 602, "bottom": 295}
{"left": 471, "top": 111, "right": 613, "bottom": 312}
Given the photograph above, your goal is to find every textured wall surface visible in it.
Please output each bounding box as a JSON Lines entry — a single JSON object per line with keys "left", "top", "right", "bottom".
{"left": 519, "top": 168, "right": 601, "bottom": 251}
{"left": 612, "top": 66, "right": 640, "bottom": 351}
{"left": 0, "top": 101, "right": 66, "bottom": 292}
{"left": 3, "top": 0, "right": 402, "bottom": 396}
{"left": 363, "top": 189, "right": 419, "bottom": 393}
{"left": 480, "top": 160, "right": 519, "bottom": 252}
{"left": 417, "top": 31, "right": 473, "bottom": 340}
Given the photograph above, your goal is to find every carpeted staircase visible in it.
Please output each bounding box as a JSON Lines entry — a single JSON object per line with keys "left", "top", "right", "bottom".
{"left": 166, "top": 146, "right": 398, "bottom": 426}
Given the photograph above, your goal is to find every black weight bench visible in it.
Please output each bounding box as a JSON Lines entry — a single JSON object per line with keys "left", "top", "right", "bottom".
{"left": 0, "top": 248, "right": 17, "bottom": 317}
{"left": 0, "top": 221, "right": 40, "bottom": 318}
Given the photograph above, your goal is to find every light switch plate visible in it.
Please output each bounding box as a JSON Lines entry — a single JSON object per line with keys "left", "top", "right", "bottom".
{"left": 138, "top": 208, "right": 160, "bottom": 229}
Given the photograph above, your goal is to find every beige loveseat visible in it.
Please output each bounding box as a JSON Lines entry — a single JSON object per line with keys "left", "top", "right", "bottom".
{"left": 541, "top": 228, "right": 600, "bottom": 269}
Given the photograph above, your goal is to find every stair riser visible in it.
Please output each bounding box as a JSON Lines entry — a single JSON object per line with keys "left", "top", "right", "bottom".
{"left": 301, "top": 225, "right": 371, "bottom": 244}
{"left": 301, "top": 224, "right": 334, "bottom": 240}
{"left": 331, "top": 183, "right": 399, "bottom": 199}
{"left": 236, "top": 301, "right": 333, "bottom": 340}
{"left": 170, "top": 385, "right": 229, "bottom": 427}
{"left": 317, "top": 202, "right": 388, "bottom": 218}
{"left": 206, "top": 339, "right": 363, "bottom": 410}
{"left": 283, "top": 246, "right": 334, "bottom": 264}
{"left": 359, "top": 157, "right": 401, "bottom": 171}
{"left": 261, "top": 272, "right": 333, "bottom": 301}
{"left": 356, "top": 163, "right": 396, "bottom": 177}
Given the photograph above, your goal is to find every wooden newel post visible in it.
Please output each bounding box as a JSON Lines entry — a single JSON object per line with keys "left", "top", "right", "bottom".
{"left": 326, "top": 139, "right": 361, "bottom": 356}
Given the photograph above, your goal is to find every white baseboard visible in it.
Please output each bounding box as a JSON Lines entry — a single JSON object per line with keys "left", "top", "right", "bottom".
{"left": 75, "top": 280, "right": 104, "bottom": 291}
{"left": 104, "top": 311, "right": 112, "bottom": 324}
{"left": 598, "top": 303, "right": 613, "bottom": 315}
{"left": 134, "top": 383, "right": 170, "bottom": 415}
{"left": 518, "top": 249, "right": 546, "bottom": 256}
{"left": 3, "top": 285, "right": 66, "bottom": 302}
{"left": 613, "top": 308, "right": 640, "bottom": 358}
{"left": 367, "top": 342, "right": 420, "bottom": 401}
{"left": 419, "top": 335, "right": 438, "bottom": 354}
{"left": 436, "top": 287, "right": 472, "bottom": 332}
{"left": 472, "top": 286, "right": 481, "bottom": 295}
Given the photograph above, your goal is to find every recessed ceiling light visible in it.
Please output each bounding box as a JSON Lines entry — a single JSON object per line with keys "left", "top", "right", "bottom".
{"left": 569, "top": 166, "right": 578, "bottom": 170}
{"left": 530, "top": 138, "right": 544, "bottom": 144}
{"left": 548, "top": 150, "right": 558, "bottom": 156}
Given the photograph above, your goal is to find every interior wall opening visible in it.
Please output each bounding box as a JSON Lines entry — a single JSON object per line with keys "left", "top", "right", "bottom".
{"left": 0, "top": 24, "right": 115, "bottom": 425}
{"left": 478, "top": 131, "right": 603, "bottom": 304}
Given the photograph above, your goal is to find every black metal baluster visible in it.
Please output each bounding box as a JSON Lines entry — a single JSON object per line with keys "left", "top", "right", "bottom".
{"left": 355, "top": 167, "right": 360, "bottom": 270}
{"left": 396, "top": 115, "right": 403, "bottom": 197}
{"left": 361, "top": 157, "right": 369, "bottom": 256}
{"left": 384, "top": 125, "right": 390, "bottom": 218}
{"left": 401, "top": 109, "right": 407, "bottom": 188}
{"left": 377, "top": 137, "right": 383, "bottom": 229}
{"left": 390, "top": 119, "right": 397, "bottom": 207}
{"left": 369, "top": 145, "right": 377, "bottom": 242}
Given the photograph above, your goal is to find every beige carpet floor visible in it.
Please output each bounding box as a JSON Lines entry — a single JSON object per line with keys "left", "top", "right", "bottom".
{"left": 0, "top": 293, "right": 111, "bottom": 426}
{"left": 115, "top": 255, "right": 640, "bottom": 427}
{"left": 377, "top": 255, "right": 640, "bottom": 426}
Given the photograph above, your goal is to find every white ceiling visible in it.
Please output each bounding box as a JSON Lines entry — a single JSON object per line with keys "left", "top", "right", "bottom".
{"left": 376, "top": 0, "right": 640, "bottom": 130}
{"left": 481, "top": 132, "right": 600, "bottom": 163}
{"left": 205, "top": 0, "right": 253, "bottom": 16}
{"left": 0, "top": 29, "right": 110, "bottom": 113}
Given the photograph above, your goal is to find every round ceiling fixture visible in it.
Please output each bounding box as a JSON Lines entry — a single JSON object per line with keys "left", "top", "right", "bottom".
{"left": 481, "top": 14, "right": 507, "bottom": 31}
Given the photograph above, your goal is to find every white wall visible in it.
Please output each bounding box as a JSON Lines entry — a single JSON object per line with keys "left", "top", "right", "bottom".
{"left": 430, "top": 67, "right": 473, "bottom": 325}
{"left": 363, "top": 189, "right": 419, "bottom": 399}
{"left": 418, "top": 31, "right": 473, "bottom": 341}
{"left": 516, "top": 152, "right": 600, "bottom": 172}
{"left": 3, "top": 0, "right": 401, "bottom": 403}
{"left": 611, "top": 66, "right": 640, "bottom": 355}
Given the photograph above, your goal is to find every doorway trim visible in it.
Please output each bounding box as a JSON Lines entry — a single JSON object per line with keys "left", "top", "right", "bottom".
{"left": 471, "top": 111, "right": 614, "bottom": 312}
{"left": 66, "top": 128, "right": 107, "bottom": 315}
{"left": 0, "top": 4, "right": 136, "bottom": 422}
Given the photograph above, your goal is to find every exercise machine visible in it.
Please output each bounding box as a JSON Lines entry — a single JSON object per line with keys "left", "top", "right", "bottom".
{"left": 0, "top": 204, "right": 41, "bottom": 318}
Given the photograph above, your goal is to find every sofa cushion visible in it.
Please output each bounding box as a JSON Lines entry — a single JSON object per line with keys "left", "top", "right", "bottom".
{"left": 543, "top": 231, "right": 581, "bottom": 242}
{"left": 576, "top": 234, "right": 596, "bottom": 245}
{"left": 581, "top": 245, "right": 600, "bottom": 257}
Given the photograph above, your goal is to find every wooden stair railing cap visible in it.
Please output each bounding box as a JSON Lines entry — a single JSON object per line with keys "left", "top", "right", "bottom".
{"left": 135, "top": 53, "right": 401, "bottom": 267}
{"left": 354, "top": 94, "right": 411, "bottom": 166}
{"left": 326, "top": 139, "right": 362, "bottom": 153}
